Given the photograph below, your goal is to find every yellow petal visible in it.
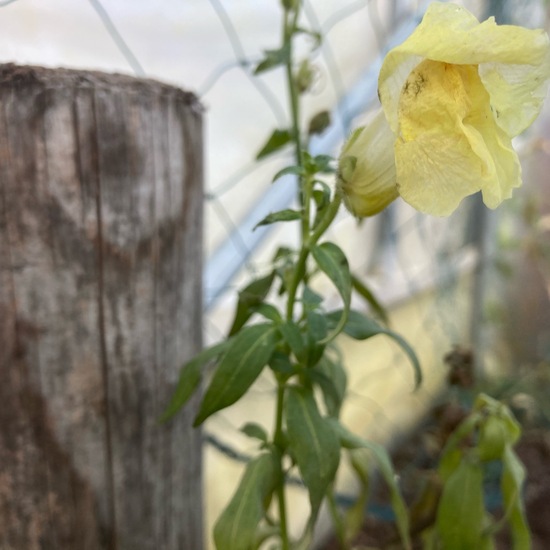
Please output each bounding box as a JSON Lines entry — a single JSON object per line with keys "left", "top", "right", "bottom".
{"left": 395, "top": 60, "right": 521, "bottom": 215}
{"left": 458, "top": 65, "right": 522, "bottom": 208}
{"left": 479, "top": 59, "right": 550, "bottom": 136}
{"left": 379, "top": 2, "right": 550, "bottom": 134}
{"left": 338, "top": 109, "right": 398, "bottom": 217}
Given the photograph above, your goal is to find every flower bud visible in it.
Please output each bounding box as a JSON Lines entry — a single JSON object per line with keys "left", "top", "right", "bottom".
{"left": 337, "top": 109, "right": 398, "bottom": 217}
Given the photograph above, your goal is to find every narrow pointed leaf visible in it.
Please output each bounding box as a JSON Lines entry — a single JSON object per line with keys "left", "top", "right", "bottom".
{"left": 304, "top": 311, "right": 327, "bottom": 367}
{"left": 253, "top": 209, "right": 302, "bottom": 230}
{"left": 351, "top": 274, "right": 389, "bottom": 325}
{"left": 254, "top": 45, "right": 290, "bottom": 75}
{"left": 327, "top": 309, "right": 422, "bottom": 388}
{"left": 345, "top": 450, "right": 371, "bottom": 543}
{"left": 228, "top": 272, "right": 275, "bottom": 336}
{"left": 311, "top": 357, "right": 347, "bottom": 417}
{"left": 501, "top": 445, "right": 531, "bottom": 549}
{"left": 330, "top": 419, "right": 411, "bottom": 550}
{"left": 285, "top": 386, "right": 340, "bottom": 517}
{"left": 256, "top": 129, "right": 292, "bottom": 160}
{"left": 311, "top": 242, "right": 351, "bottom": 343}
{"left": 252, "top": 303, "right": 282, "bottom": 323}
{"left": 279, "top": 321, "right": 306, "bottom": 362}
{"left": 194, "top": 324, "right": 279, "bottom": 425}
{"left": 160, "top": 340, "right": 230, "bottom": 422}
{"left": 213, "top": 452, "right": 278, "bottom": 550}
{"left": 272, "top": 165, "right": 304, "bottom": 183}
{"left": 436, "top": 459, "right": 491, "bottom": 550}
{"left": 241, "top": 422, "right": 269, "bottom": 443}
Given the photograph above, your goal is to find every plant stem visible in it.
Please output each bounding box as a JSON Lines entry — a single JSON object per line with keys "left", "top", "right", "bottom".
{"left": 285, "top": 193, "right": 342, "bottom": 321}
{"left": 274, "top": 381, "right": 290, "bottom": 550}
{"left": 284, "top": 5, "right": 303, "bottom": 171}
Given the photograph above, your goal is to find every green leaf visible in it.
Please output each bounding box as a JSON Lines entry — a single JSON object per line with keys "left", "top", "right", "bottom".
{"left": 304, "top": 311, "right": 327, "bottom": 366}
{"left": 254, "top": 45, "right": 290, "bottom": 74}
{"left": 301, "top": 285, "right": 323, "bottom": 309}
{"left": 311, "top": 242, "right": 351, "bottom": 343}
{"left": 253, "top": 209, "right": 302, "bottom": 230}
{"left": 252, "top": 303, "right": 282, "bottom": 323}
{"left": 279, "top": 321, "right": 306, "bottom": 362}
{"left": 308, "top": 110, "right": 331, "bottom": 135}
{"left": 329, "top": 419, "right": 411, "bottom": 550}
{"left": 272, "top": 165, "right": 304, "bottom": 183}
{"left": 241, "top": 422, "right": 269, "bottom": 443}
{"left": 501, "top": 445, "right": 531, "bottom": 549}
{"left": 436, "top": 459, "right": 493, "bottom": 550}
{"left": 327, "top": 309, "right": 422, "bottom": 388}
{"left": 160, "top": 340, "right": 230, "bottom": 422}
{"left": 256, "top": 129, "right": 292, "bottom": 160}
{"left": 268, "top": 351, "right": 296, "bottom": 376}
{"left": 228, "top": 272, "right": 275, "bottom": 336}
{"left": 312, "top": 189, "right": 330, "bottom": 213}
{"left": 213, "top": 452, "right": 278, "bottom": 550}
{"left": 351, "top": 274, "right": 389, "bottom": 325}
{"left": 311, "top": 356, "right": 347, "bottom": 417}
{"left": 194, "top": 324, "right": 279, "bottom": 425}
{"left": 438, "top": 412, "right": 482, "bottom": 480}
{"left": 285, "top": 386, "right": 340, "bottom": 517}
{"left": 344, "top": 450, "right": 370, "bottom": 543}
{"left": 313, "top": 154, "right": 335, "bottom": 172}
{"left": 311, "top": 182, "right": 333, "bottom": 229}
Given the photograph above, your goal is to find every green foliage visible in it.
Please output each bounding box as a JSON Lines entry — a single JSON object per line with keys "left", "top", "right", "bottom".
{"left": 213, "top": 452, "right": 279, "bottom": 550}
{"left": 351, "top": 274, "right": 389, "bottom": 324}
{"left": 436, "top": 459, "right": 492, "bottom": 550}
{"left": 254, "top": 45, "right": 290, "bottom": 75}
{"left": 434, "top": 394, "right": 530, "bottom": 549}
{"left": 327, "top": 309, "right": 422, "bottom": 388}
{"left": 162, "top": 1, "right": 534, "bottom": 548}
{"left": 240, "top": 422, "right": 269, "bottom": 444}
{"left": 194, "top": 323, "right": 279, "bottom": 425}
{"left": 330, "top": 418, "right": 412, "bottom": 549}
{"left": 253, "top": 209, "right": 302, "bottom": 230}
{"left": 285, "top": 386, "right": 340, "bottom": 517}
{"left": 160, "top": 339, "right": 231, "bottom": 422}
{"left": 255, "top": 128, "right": 292, "bottom": 159}
{"left": 311, "top": 242, "right": 351, "bottom": 342}
{"left": 228, "top": 272, "right": 275, "bottom": 336}
{"left": 311, "top": 355, "right": 347, "bottom": 417}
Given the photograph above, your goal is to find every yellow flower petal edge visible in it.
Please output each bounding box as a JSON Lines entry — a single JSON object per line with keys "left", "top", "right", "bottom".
{"left": 379, "top": 2, "right": 550, "bottom": 137}
{"left": 370, "top": 1, "right": 550, "bottom": 216}
{"left": 337, "top": 109, "right": 398, "bottom": 217}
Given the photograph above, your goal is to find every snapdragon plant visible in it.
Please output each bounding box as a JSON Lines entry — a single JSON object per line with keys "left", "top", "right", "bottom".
{"left": 164, "top": 2, "right": 550, "bottom": 549}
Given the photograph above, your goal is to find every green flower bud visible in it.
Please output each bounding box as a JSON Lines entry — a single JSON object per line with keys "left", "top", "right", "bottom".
{"left": 337, "top": 109, "right": 398, "bottom": 217}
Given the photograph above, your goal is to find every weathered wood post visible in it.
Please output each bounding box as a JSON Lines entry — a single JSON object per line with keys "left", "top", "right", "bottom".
{"left": 0, "top": 64, "right": 203, "bottom": 549}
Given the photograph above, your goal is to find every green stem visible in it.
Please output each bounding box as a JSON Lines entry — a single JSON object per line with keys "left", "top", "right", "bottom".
{"left": 274, "top": 381, "right": 290, "bottom": 550}
{"left": 285, "top": 193, "right": 342, "bottom": 321}
{"left": 284, "top": 5, "right": 302, "bottom": 170}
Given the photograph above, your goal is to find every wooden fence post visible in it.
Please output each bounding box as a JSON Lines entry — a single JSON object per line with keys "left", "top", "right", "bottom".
{"left": 0, "top": 64, "right": 204, "bottom": 550}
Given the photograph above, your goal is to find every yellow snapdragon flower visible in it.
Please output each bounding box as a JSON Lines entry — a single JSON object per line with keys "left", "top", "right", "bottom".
{"left": 339, "top": 2, "right": 550, "bottom": 217}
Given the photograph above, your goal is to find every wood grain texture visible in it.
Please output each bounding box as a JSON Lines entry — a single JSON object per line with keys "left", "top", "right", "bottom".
{"left": 0, "top": 64, "right": 203, "bottom": 550}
